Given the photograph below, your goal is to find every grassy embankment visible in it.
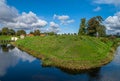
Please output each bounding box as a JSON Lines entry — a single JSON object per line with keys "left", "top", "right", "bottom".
{"left": 14, "top": 35, "right": 116, "bottom": 70}
{"left": 0, "top": 36, "right": 11, "bottom": 44}
{"left": 0, "top": 36, "right": 11, "bottom": 40}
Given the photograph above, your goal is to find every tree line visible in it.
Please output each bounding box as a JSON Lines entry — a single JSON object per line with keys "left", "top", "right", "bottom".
{"left": 0, "top": 27, "right": 42, "bottom": 36}
{"left": 0, "top": 27, "right": 26, "bottom": 36}
{"left": 0, "top": 27, "right": 57, "bottom": 36}
{"left": 78, "top": 16, "right": 106, "bottom": 37}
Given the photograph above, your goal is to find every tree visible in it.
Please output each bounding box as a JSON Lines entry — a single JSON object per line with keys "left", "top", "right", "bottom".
{"left": 116, "top": 32, "right": 120, "bottom": 37}
{"left": 97, "top": 25, "right": 106, "bottom": 37}
{"left": 78, "top": 18, "right": 86, "bottom": 35}
{"left": 1, "top": 27, "right": 16, "bottom": 36}
{"left": 8, "top": 29, "right": 16, "bottom": 35}
{"left": 16, "top": 30, "right": 21, "bottom": 36}
{"left": 48, "top": 32, "right": 56, "bottom": 36}
{"left": 30, "top": 31, "right": 34, "bottom": 34}
{"left": 16, "top": 29, "right": 26, "bottom": 36}
{"left": 34, "top": 30, "right": 40, "bottom": 36}
{"left": 0, "top": 30, "right": 2, "bottom": 35}
{"left": 87, "top": 16, "right": 106, "bottom": 36}
{"left": 2, "top": 27, "right": 9, "bottom": 35}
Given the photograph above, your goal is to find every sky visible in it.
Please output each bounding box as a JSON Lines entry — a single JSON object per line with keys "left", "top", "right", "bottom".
{"left": 0, "top": 0, "right": 120, "bottom": 34}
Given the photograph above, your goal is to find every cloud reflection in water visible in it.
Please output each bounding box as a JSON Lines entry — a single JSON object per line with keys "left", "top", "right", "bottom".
{"left": 0, "top": 46, "right": 36, "bottom": 77}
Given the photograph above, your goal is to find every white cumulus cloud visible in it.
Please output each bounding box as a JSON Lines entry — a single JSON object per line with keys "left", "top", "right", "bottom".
{"left": 50, "top": 22, "right": 59, "bottom": 28}
{"left": 93, "top": 0, "right": 120, "bottom": 6}
{"left": 0, "top": 0, "right": 47, "bottom": 30}
{"left": 47, "top": 22, "right": 60, "bottom": 33}
{"left": 0, "top": 0, "right": 18, "bottom": 23}
{"left": 6, "top": 11, "right": 47, "bottom": 29}
{"left": 54, "top": 14, "right": 69, "bottom": 21}
{"left": 53, "top": 14, "right": 74, "bottom": 25}
{"left": 66, "top": 19, "right": 75, "bottom": 24}
{"left": 105, "top": 12, "right": 120, "bottom": 34}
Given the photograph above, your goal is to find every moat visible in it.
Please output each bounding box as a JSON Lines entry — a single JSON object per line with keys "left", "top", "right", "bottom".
{"left": 0, "top": 44, "right": 120, "bottom": 81}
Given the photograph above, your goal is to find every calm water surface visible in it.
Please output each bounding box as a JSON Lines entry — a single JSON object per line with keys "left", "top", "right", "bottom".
{"left": 0, "top": 44, "right": 120, "bottom": 81}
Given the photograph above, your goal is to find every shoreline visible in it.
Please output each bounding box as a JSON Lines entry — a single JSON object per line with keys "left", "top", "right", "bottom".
{"left": 12, "top": 41, "right": 116, "bottom": 71}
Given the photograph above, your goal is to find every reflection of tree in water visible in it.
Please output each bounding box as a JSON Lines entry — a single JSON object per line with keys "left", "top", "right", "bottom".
{"left": 0, "top": 44, "right": 15, "bottom": 52}
{"left": 88, "top": 67, "right": 101, "bottom": 81}
{"left": 8, "top": 44, "right": 15, "bottom": 50}
{"left": 1, "top": 44, "right": 9, "bottom": 52}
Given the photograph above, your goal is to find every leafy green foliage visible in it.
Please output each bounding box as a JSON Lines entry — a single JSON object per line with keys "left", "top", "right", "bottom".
{"left": 30, "top": 31, "right": 34, "bottom": 34}
{"left": 87, "top": 16, "right": 106, "bottom": 37}
{"left": 47, "top": 32, "right": 57, "bottom": 36}
{"left": 16, "top": 29, "right": 26, "bottom": 36}
{"left": 1, "top": 27, "right": 9, "bottom": 35}
{"left": 0, "top": 27, "right": 26, "bottom": 36}
{"left": 8, "top": 29, "right": 16, "bottom": 35}
{"left": 34, "top": 30, "right": 40, "bottom": 36}
{"left": 97, "top": 25, "right": 106, "bottom": 37}
{"left": 78, "top": 18, "right": 86, "bottom": 35}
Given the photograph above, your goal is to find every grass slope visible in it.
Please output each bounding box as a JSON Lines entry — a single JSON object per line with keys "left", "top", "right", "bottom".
{"left": 14, "top": 35, "right": 114, "bottom": 70}
{"left": 0, "top": 36, "right": 11, "bottom": 40}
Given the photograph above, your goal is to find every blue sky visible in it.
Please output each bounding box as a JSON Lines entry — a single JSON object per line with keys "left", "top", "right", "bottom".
{"left": 0, "top": 0, "right": 120, "bottom": 34}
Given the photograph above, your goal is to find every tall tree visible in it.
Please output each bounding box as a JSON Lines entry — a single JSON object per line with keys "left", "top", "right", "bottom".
{"left": 48, "top": 32, "right": 57, "bottom": 36}
{"left": 87, "top": 16, "right": 106, "bottom": 36}
{"left": 30, "top": 31, "right": 34, "bottom": 34}
{"left": 78, "top": 18, "right": 86, "bottom": 35}
{"left": 2, "top": 27, "right": 9, "bottom": 35}
{"left": 97, "top": 25, "right": 106, "bottom": 37}
{"left": 8, "top": 29, "right": 16, "bottom": 35}
{"left": 0, "top": 30, "right": 2, "bottom": 35}
{"left": 34, "top": 30, "right": 40, "bottom": 36}
{"left": 16, "top": 29, "right": 26, "bottom": 36}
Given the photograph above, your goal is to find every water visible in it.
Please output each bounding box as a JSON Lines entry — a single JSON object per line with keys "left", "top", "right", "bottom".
{"left": 0, "top": 44, "right": 120, "bottom": 81}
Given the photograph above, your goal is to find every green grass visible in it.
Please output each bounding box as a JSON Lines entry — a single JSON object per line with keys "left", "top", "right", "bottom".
{"left": 14, "top": 35, "right": 115, "bottom": 70}
{"left": 0, "top": 36, "right": 11, "bottom": 40}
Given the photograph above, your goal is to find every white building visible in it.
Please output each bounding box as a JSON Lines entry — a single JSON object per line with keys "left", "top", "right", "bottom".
{"left": 20, "top": 35, "right": 25, "bottom": 39}
{"left": 11, "top": 37, "right": 18, "bottom": 41}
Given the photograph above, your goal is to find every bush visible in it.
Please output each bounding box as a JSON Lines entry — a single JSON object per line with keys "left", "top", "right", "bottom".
{"left": 100, "top": 38, "right": 109, "bottom": 43}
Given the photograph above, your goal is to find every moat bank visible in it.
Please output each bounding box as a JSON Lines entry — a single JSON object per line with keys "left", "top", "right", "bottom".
{"left": 0, "top": 44, "right": 120, "bottom": 81}
{"left": 13, "top": 35, "right": 117, "bottom": 70}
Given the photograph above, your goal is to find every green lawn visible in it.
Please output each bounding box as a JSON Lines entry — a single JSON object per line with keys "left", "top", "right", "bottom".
{"left": 0, "top": 36, "right": 11, "bottom": 40}
{"left": 14, "top": 35, "right": 115, "bottom": 70}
